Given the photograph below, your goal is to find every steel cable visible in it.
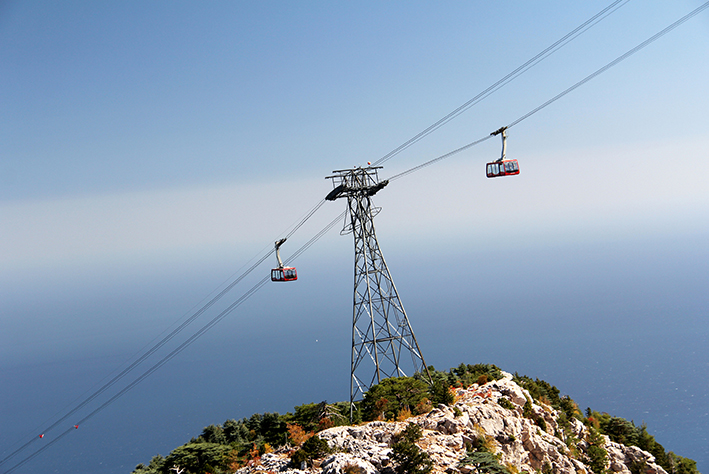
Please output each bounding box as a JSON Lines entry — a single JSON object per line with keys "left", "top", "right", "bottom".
{"left": 388, "top": 1, "right": 709, "bottom": 182}
{"left": 505, "top": 0, "right": 709, "bottom": 130}
{"left": 0, "top": 249, "right": 274, "bottom": 468}
{"left": 7, "top": 1, "right": 707, "bottom": 470}
{"left": 372, "top": 0, "right": 630, "bottom": 167}
{"left": 2, "top": 210, "right": 345, "bottom": 474}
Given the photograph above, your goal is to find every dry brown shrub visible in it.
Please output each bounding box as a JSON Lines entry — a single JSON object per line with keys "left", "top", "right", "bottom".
{"left": 414, "top": 398, "right": 432, "bottom": 415}
{"left": 317, "top": 417, "right": 334, "bottom": 431}
{"left": 396, "top": 407, "right": 413, "bottom": 421}
{"left": 287, "top": 423, "right": 314, "bottom": 446}
{"left": 343, "top": 462, "right": 366, "bottom": 474}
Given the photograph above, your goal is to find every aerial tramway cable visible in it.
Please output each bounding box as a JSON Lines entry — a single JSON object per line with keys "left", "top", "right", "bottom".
{"left": 2, "top": 211, "right": 345, "bottom": 474}
{"left": 0, "top": 248, "right": 275, "bottom": 468}
{"left": 15, "top": 1, "right": 630, "bottom": 437}
{"left": 504, "top": 0, "right": 709, "bottom": 130}
{"left": 390, "top": 0, "right": 709, "bottom": 182}
{"left": 7, "top": 1, "right": 707, "bottom": 471}
{"left": 372, "top": 0, "right": 631, "bottom": 168}
{"left": 0, "top": 198, "right": 328, "bottom": 470}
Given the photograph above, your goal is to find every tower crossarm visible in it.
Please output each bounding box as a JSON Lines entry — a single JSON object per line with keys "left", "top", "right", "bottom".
{"left": 325, "top": 167, "right": 389, "bottom": 201}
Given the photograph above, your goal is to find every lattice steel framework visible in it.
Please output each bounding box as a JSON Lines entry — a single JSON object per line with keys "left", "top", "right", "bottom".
{"left": 326, "top": 166, "right": 430, "bottom": 413}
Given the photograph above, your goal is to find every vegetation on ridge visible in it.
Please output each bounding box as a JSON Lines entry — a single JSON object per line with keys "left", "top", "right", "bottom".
{"left": 131, "top": 363, "right": 698, "bottom": 474}
{"left": 513, "top": 374, "right": 699, "bottom": 474}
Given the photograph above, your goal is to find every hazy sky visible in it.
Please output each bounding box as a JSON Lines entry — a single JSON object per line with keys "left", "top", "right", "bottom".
{"left": 1, "top": 1, "right": 708, "bottom": 473}
{"left": 2, "top": 1, "right": 708, "bottom": 272}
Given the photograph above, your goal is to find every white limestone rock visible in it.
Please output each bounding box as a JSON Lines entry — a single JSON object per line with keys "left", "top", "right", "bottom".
{"left": 321, "top": 453, "right": 379, "bottom": 474}
{"left": 237, "top": 372, "right": 672, "bottom": 474}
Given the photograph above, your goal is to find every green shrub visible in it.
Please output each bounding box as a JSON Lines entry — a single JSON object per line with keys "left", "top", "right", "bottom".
{"left": 497, "top": 397, "right": 515, "bottom": 410}
{"left": 522, "top": 399, "right": 534, "bottom": 419}
{"left": 421, "top": 363, "right": 503, "bottom": 389}
{"left": 584, "top": 428, "right": 608, "bottom": 474}
{"left": 285, "top": 401, "right": 349, "bottom": 433}
{"left": 361, "top": 376, "right": 430, "bottom": 421}
{"left": 290, "top": 435, "right": 331, "bottom": 468}
{"left": 559, "top": 395, "right": 582, "bottom": 421}
{"left": 513, "top": 375, "right": 562, "bottom": 408}
{"left": 668, "top": 452, "right": 700, "bottom": 474}
{"left": 458, "top": 450, "right": 510, "bottom": 474}
{"left": 599, "top": 416, "right": 638, "bottom": 446}
{"left": 536, "top": 416, "right": 547, "bottom": 432}
{"left": 397, "top": 423, "right": 423, "bottom": 443}
{"left": 131, "top": 455, "right": 164, "bottom": 474}
{"left": 391, "top": 423, "right": 432, "bottom": 474}
{"left": 629, "top": 460, "right": 647, "bottom": 474}
{"left": 163, "top": 443, "right": 231, "bottom": 474}
{"left": 430, "top": 379, "right": 455, "bottom": 406}
{"left": 582, "top": 410, "right": 700, "bottom": 474}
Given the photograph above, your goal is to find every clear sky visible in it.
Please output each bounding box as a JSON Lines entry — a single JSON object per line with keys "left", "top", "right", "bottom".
{"left": 1, "top": 1, "right": 708, "bottom": 473}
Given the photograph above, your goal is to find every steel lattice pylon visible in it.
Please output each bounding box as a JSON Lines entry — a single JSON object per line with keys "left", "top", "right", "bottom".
{"left": 326, "top": 166, "right": 430, "bottom": 415}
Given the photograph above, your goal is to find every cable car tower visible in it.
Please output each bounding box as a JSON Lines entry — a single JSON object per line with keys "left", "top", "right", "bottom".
{"left": 326, "top": 166, "right": 431, "bottom": 414}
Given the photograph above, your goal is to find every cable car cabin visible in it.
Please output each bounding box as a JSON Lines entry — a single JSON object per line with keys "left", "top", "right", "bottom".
{"left": 271, "top": 267, "right": 297, "bottom": 282}
{"left": 486, "top": 159, "right": 520, "bottom": 178}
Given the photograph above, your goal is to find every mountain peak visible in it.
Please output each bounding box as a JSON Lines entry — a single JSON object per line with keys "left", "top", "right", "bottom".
{"left": 233, "top": 371, "right": 667, "bottom": 474}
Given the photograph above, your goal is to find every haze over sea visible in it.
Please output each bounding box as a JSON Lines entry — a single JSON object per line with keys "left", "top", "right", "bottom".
{"left": 1, "top": 2, "right": 708, "bottom": 474}
{"left": 2, "top": 214, "right": 707, "bottom": 473}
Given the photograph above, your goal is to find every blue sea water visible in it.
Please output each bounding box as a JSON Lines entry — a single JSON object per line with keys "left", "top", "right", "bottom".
{"left": 1, "top": 233, "right": 707, "bottom": 474}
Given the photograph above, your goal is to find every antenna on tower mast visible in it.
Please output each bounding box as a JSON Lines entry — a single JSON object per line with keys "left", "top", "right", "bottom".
{"left": 326, "top": 165, "right": 431, "bottom": 419}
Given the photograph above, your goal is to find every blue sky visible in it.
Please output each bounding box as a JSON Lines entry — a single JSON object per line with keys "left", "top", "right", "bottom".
{"left": 2, "top": 0, "right": 708, "bottom": 288}
{"left": 1, "top": 1, "right": 708, "bottom": 473}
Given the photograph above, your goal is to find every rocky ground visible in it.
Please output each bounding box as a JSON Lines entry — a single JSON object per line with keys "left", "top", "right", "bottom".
{"left": 235, "top": 372, "right": 666, "bottom": 474}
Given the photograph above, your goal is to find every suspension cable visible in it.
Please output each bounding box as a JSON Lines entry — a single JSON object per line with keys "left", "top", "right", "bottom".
{"left": 388, "top": 135, "right": 493, "bottom": 181}
{"left": 1, "top": 204, "right": 331, "bottom": 470}
{"left": 285, "top": 199, "right": 327, "bottom": 240}
{"left": 7, "top": 2, "right": 707, "bottom": 470}
{"left": 0, "top": 248, "right": 274, "bottom": 468}
{"left": 388, "top": 1, "right": 709, "bottom": 182}
{"left": 2, "top": 210, "right": 345, "bottom": 474}
{"left": 505, "top": 0, "right": 709, "bottom": 130}
{"left": 372, "top": 0, "right": 630, "bottom": 167}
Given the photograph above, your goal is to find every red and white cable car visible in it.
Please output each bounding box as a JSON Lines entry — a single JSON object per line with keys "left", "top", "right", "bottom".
{"left": 271, "top": 267, "right": 297, "bottom": 282}
{"left": 486, "top": 159, "right": 520, "bottom": 178}
{"left": 487, "top": 127, "right": 520, "bottom": 178}
{"left": 271, "top": 238, "right": 297, "bottom": 282}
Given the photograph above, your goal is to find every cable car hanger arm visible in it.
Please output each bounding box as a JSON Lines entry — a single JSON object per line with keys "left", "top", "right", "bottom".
{"left": 274, "top": 238, "right": 287, "bottom": 268}
{"left": 490, "top": 126, "right": 508, "bottom": 162}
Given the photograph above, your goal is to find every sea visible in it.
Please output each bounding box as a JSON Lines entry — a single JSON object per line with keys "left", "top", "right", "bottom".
{"left": 1, "top": 233, "right": 707, "bottom": 474}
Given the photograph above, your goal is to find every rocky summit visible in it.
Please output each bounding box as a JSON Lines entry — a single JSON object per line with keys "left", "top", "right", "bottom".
{"left": 234, "top": 372, "right": 666, "bottom": 474}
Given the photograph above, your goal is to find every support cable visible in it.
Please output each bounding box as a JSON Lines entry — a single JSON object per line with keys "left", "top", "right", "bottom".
{"left": 2, "top": 210, "right": 345, "bottom": 474}
{"left": 1, "top": 197, "right": 328, "bottom": 469}
{"left": 7, "top": 2, "right": 707, "bottom": 469}
{"left": 505, "top": 0, "right": 709, "bottom": 130}
{"left": 372, "top": 0, "right": 630, "bottom": 167}
{"left": 285, "top": 210, "right": 347, "bottom": 264}
{"left": 285, "top": 199, "right": 327, "bottom": 240}
{"left": 388, "top": 135, "right": 493, "bottom": 181}
{"left": 389, "top": 1, "right": 709, "bottom": 182}
{"left": 0, "top": 249, "right": 274, "bottom": 468}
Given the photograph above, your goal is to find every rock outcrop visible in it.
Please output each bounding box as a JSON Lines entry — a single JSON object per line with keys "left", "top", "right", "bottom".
{"left": 236, "top": 372, "right": 667, "bottom": 474}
